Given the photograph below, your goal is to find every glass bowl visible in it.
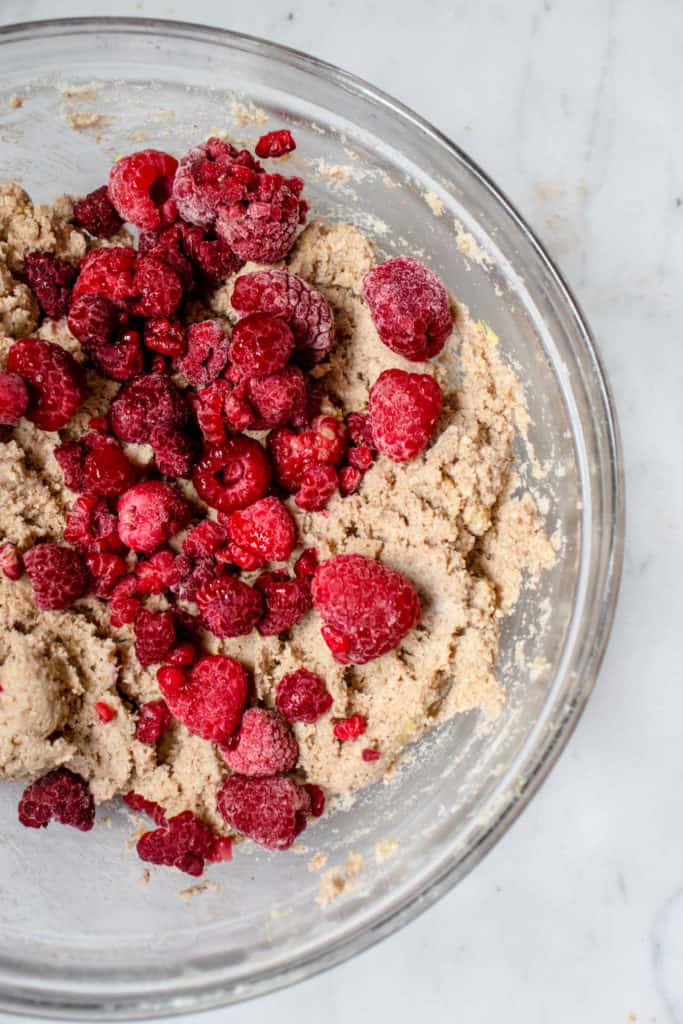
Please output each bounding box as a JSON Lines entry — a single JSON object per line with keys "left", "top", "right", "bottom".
{"left": 0, "top": 17, "right": 623, "bottom": 1020}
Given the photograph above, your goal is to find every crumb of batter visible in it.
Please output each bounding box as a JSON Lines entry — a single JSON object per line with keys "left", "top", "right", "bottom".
{"left": 317, "top": 850, "right": 364, "bottom": 906}
{"left": 308, "top": 851, "right": 328, "bottom": 872}
{"left": 374, "top": 838, "right": 398, "bottom": 864}
{"left": 8, "top": 94, "right": 23, "bottom": 110}
{"left": 424, "top": 191, "right": 444, "bottom": 217}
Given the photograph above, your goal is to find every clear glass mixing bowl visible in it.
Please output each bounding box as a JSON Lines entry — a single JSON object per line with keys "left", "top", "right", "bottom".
{"left": 0, "top": 17, "right": 623, "bottom": 1020}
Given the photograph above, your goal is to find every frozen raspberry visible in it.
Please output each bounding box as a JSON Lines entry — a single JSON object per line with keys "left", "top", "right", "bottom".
{"left": 131, "top": 255, "right": 183, "bottom": 318}
{"left": 123, "top": 791, "right": 167, "bottom": 826}
{"left": 109, "top": 575, "right": 141, "bottom": 627}
{"left": 110, "top": 374, "right": 190, "bottom": 444}
{"left": 227, "top": 365, "right": 308, "bottom": 432}
{"left": 23, "top": 251, "right": 76, "bottom": 319}
{"left": 72, "top": 247, "right": 138, "bottom": 308}
{"left": 222, "top": 379, "right": 253, "bottom": 432}
{"left": 362, "top": 256, "right": 453, "bottom": 361}
{"left": 88, "top": 415, "right": 110, "bottom": 433}
{"left": 206, "top": 836, "right": 233, "bottom": 863}
{"left": 362, "top": 747, "right": 381, "bottom": 762}
{"left": 229, "top": 313, "right": 294, "bottom": 379}
{"left": 347, "top": 444, "right": 374, "bottom": 472}
{"left": 267, "top": 427, "right": 317, "bottom": 491}
{"left": 176, "top": 320, "right": 229, "bottom": 388}
{"left": 310, "top": 415, "right": 347, "bottom": 465}
{"left": 183, "top": 519, "right": 228, "bottom": 559}
{"left": 216, "top": 171, "right": 305, "bottom": 264}
{"left": 157, "top": 654, "right": 248, "bottom": 742}
{"left": 137, "top": 810, "right": 214, "bottom": 877}
{"left": 108, "top": 149, "right": 178, "bottom": 231}
{"left": 23, "top": 543, "right": 89, "bottom": 610}
{"left": 232, "top": 269, "right": 335, "bottom": 367}
{"left": 18, "top": 768, "right": 95, "bottom": 831}
{"left": 170, "top": 553, "right": 218, "bottom": 604}
{"left": 275, "top": 668, "right": 332, "bottom": 724}
{"left": 143, "top": 318, "right": 187, "bottom": 358}
{"left": 217, "top": 774, "right": 311, "bottom": 851}
{"left": 255, "top": 129, "right": 296, "bottom": 159}
{"left": 153, "top": 427, "right": 197, "bottom": 479}
{"left": 138, "top": 224, "right": 193, "bottom": 289}
{"left": 172, "top": 137, "right": 251, "bottom": 228}
{"left": 196, "top": 575, "right": 264, "bottom": 637}
{"left": 220, "top": 541, "right": 264, "bottom": 572}
{"left": 95, "top": 701, "right": 116, "bottom": 723}
{"left": 134, "top": 609, "right": 177, "bottom": 666}
{"left": 90, "top": 328, "right": 144, "bottom": 382}
{"left": 193, "top": 379, "right": 231, "bottom": 444}
{"left": 369, "top": 369, "right": 442, "bottom": 462}
{"left": 73, "top": 185, "right": 124, "bottom": 238}
{"left": 346, "top": 411, "right": 373, "bottom": 446}
{"left": 221, "top": 708, "right": 298, "bottom": 777}
{"left": 295, "top": 462, "right": 338, "bottom": 511}
{"left": 6, "top": 337, "right": 85, "bottom": 431}
{"left": 312, "top": 553, "right": 421, "bottom": 664}
{"left": 135, "top": 549, "right": 177, "bottom": 594}
{"left": 181, "top": 224, "right": 242, "bottom": 285}
{"left": 333, "top": 714, "right": 366, "bottom": 741}
{"left": 0, "top": 541, "right": 22, "bottom": 581}
{"left": 0, "top": 371, "right": 29, "bottom": 424}
{"left": 82, "top": 442, "right": 137, "bottom": 496}
{"left": 305, "top": 783, "right": 325, "bottom": 817}
{"left": 338, "top": 466, "right": 361, "bottom": 496}
{"left": 192, "top": 438, "right": 271, "bottom": 513}
{"left": 118, "top": 480, "right": 191, "bottom": 553}
{"left": 67, "top": 293, "right": 119, "bottom": 349}
{"left": 254, "top": 571, "right": 311, "bottom": 636}
{"left": 294, "top": 547, "right": 318, "bottom": 579}
{"left": 227, "top": 497, "right": 296, "bottom": 565}
{"left": 85, "top": 551, "right": 127, "bottom": 598}
{"left": 166, "top": 641, "right": 197, "bottom": 667}
{"left": 64, "top": 492, "right": 121, "bottom": 553}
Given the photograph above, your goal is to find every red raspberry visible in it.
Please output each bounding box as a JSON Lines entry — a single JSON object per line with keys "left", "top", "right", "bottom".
{"left": 362, "top": 747, "right": 381, "bottom": 762}
{"left": 108, "top": 149, "right": 178, "bottom": 231}
{"left": 6, "top": 337, "right": 85, "bottom": 431}
{"left": 217, "top": 774, "right": 311, "bottom": 851}
{"left": 221, "top": 541, "right": 265, "bottom": 572}
{"left": 73, "top": 185, "right": 123, "bottom": 238}
{"left": 138, "top": 225, "right": 193, "bottom": 289}
{"left": 72, "top": 247, "right": 138, "bottom": 308}
{"left": 227, "top": 496, "right": 296, "bottom": 564}
{"left": 266, "top": 427, "right": 317, "bottom": 491}
{"left": 347, "top": 444, "right": 374, "bottom": 472}
{"left": 346, "top": 411, "right": 373, "bottom": 446}
{"left": 176, "top": 320, "right": 229, "bottom": 388}
{"left": 143, "top": 318, "right": 187, "bottom": 358}
{"left": 333, "top": 713, "right": 366, "bottom": 741}
{"left": 193, "top": 379, "right": 231, "bottom": 444}
{"left": 118, "top": 480, "right": 191, "bottom": 553}
{"left": 137, "top": 810, "right": 214, "bottom": 877}
{"left": 110, "top": 374, "right": 190, "bottom": 444}
{"left": 109, "top": 575, "right": 141, "bottom": 627}
{"left": 338, "top": 466, "right": 362, "bottom": 496}
{"left": 170, "top": 553, "right": 218, "bottom": 604}
{"left": 206, "top": 836, "right": 233, "bottom": 863}
{"left": 295, "top": 462, "right": 338, "bottom": 511}
{"left": 312, "top": 553, "right": 421, "bottom": 664}
{"left": 255, "top": 129, "right": 296, "bottom": 159}
{"left": 23, "top": 251, "right": 76, "bottom": 319}
{"left": 275, "top": 668, "right": 333, "bottom": 724}
{"left": 221, "top": 708, "right": 298, "bottom": 777}
{"left": 123, "top": 791, "right": 167, "bottom": 826}
{"left": 181, "top": 224, "right": 242, "bottom": 285}
{"left": 67, "top": 293, "right": 119, "bottom": 349}
{"left": 85, "top": 551, "right": 127, "bottom": 598}
{"left": 196, "top": 575, "right": 263, "bottom": 637}
{"left": 157, "top": 654, "right": 248, "bottom": 742}
{"left": 88, "top": 415, "right": 110, "bottom": 433}
{"left": 294, "top": 547, "right": 318, "bottom": 579}
{"left": 192, "top": 438, "right": 271, "bottom": 513}
{"left": 254, "top": 571, "right": 311, "bottom": 636}
{"left": 23, "top": 543, "right": 89, "bottom": 610}
{"left": 18, "top": 768, "right": 95, "bottom": 832}
{"left": 310, "top": 415, "right": 347, "bottom": 465}
{"left": 362, "top": 256, "right": 453, "bottom": 361}
{"left": 232, "top": 269, "right": 335, "bottom": 367}
{"left": 305, "top": 783, "right": 325, "bottom": 817}
{"left": 216, "top": 172, "right": 305, "bottom": 264}
{"left": 0, "top": 541, "right": 22, "bottom": 581}
{"left": 90, "top": 328, "right": 144, "bottom": 382}
{"left": 182, "top": 519, "right": 228, "bottom": 559}
{"left": 82, "top": 442, "right": 137, "bottom": 496}
{"left": 229, "top": 313, "right": 294, "bottom": 379}
{"left": 132, "top": 255, "right": 183, "bottom": 318}
{"left": 172, "top": 137, "right": 251, "bottom": 228}
{"left": 134, "top": 609, "right": 177, "bottom": 666}
{"left": 227, "top": 365, "right": 308, "bottom": 432}
{"left": 0, "top": 371, "right": 29, "bottom": 424}
{"left": 64, "top": 492, "right": 121, "bottom": 553}
{"left": 166, "top": 641, "right": 197, "bottom": 667}
{"left": 95, "top": 701, "right": 116, "bottom": 723}
{"left": 369, "top": 369, "right": 442, "bottom": 462}
{"left": 135, "top": 548, "right": 178, "bottom": 594}
{"left": 153, "top": 427, "right": 197, "bottom": 479}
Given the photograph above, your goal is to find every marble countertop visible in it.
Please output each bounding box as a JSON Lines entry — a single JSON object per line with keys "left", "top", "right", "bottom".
{"left": 0, "top": 1, "right": 679, "bottom": 1021}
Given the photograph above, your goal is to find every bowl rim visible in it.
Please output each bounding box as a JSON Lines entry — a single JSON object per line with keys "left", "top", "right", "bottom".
{"left": 0, "top": 15, "right": 625, "bottom": 1020}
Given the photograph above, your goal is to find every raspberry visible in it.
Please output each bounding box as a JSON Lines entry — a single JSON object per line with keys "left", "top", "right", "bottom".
{"left": 143, "top": 318, "right": 187, "bottom": 358}
{"left": 135, "top": 548, "right": 178, "bottom": 594}
{"left": 110, "top": 374, "right": 190, "bottom": 444}
{"left": 347, "top": 444, "right": 374, "bottom": 472}
{"left": 85, "top": 551, "right": 127, "bottom": 598}
{"left": 294, "top": 547, "right": 318, "bottom": 579}
{"left": 229, "top": 313, "right": 294, "bottom": 379}
{"left": 255, "top": 130, "right": 296, "bottom": 159}
{"left": 221, "top": 541, "right": 264, "bottom": 572}
{"left": 109, "top": 575, "right": 141, "bottom": 627}
{"left": 338, "top": 466, "right": 362, "bottom": 496}
{"left": 166, "top": 641, "right": 197, "bottom": 667}
{"left": 0, "top": 371, "right": 29, "bottom": 424}
{"left": 170, "top": 553, "right": 218, "bottom": 604}
{"left": 138, "top": 225, "right": 193, "bottom": 289}
{"left": 176, "top": 320, "right": 229, "bottom": 388}
{"left": 118, "top": 480, "right": 191, "bottom": 553}
{"left": 254, "top": 571, "right": 311, "bottom": 636}
{"left": 206, "top": 836, "right": 233, "bottom": 863}
{"left": 67, "top": 293, "right": 119, "bottom": 349}
{"left": 227, "top": 497, "right": 296, "bottom": 565}
{"left": 362, "top": 256, "right": 453, "bottom": 361}
{"left": 216, "top": 172, "right": 306, "bottom": 264}
{"left": 0, "top": 541, "right": 22, "bottom": 581}
{"left": 217, "top": 774, "right": 311, "bottom": 851}
{"left": 23, "top": 251, "right": 76, "bottom": 319}
{"left": 134, "top": 609, "right": 177, "bottom": 666}
{"left": 221, "top": 707, "right": 298, "bottom": 777}
{"left": 240, "top": 365, "right": 308, "bottom": 430}
{"left": 172, "top": 137, "right": 251, "bottom": 228}
{"left": 267, "top": 427, "right": 317, "bottom": 491}
{"left": 310, "top": 415, "right": 347, "bottom": 465}
{"left": 312, "top": 553, "right": 421, "bottom": 664}
{"left": 362, "top": 747, "right": 381, "bottom": 762}
{"left": 305, "top": 783, "right": 325, "bottom": 817}
{"left": 132, "top": 255, "right": 183, "bottom": 318}
{"left": 182, "top": 519, "right": 228, "bottom": 559}
{"left": 95, "top": 701, "right": 116, "bottom": 723}
{"left": 18, "top": 768, "right": 95, "bottom": 831}
{"left": 192, "top": 438, "right": 271, "bottom": 513}
{"left": 123, "top": 791, "right": 167, "bottom": 826}
{"left": 369, "top": 369, "right": 442, "bottom": 462}
{"left": 196, "top": 575, "right": 263, "bottom": 637}
{"left": 64, "top": 492, "right": 121, "bottom": 553}
{"left": 91, "top": 328, "right": 144, "bottom": 382}
{"left": 23, "top": 543, "right": 89, "bottom": 610}
{"left": 295, "top": 462, "right": 338, "bottom": 511}
{"left": 73, "top": 185, "right": 124, "bottom": 238}
{"left": 333, "top": 714, "right": 366, "bottom": 741}
{"left": 72, "top": 247, "right": 138, "bottom": 308}
{"left": 108, "top": 149, "right": 178, "bottom": 231}
{"left": 275, "top": 668, "right": 333, "bottom": 724}
{"left": 88, "top": 415, "right": 110, "bottom": 433}
{"left": 82, "top": 442, "right": 137, "bottom": 496}
{"left": 232, "top": 270, "right": 335, "bottom": 367}
{"left": 193, "top": 379, "right": 231, "bottom": 444}
{"left": 346, "top": 411, "right": 373, "bottom": 445}
{"left": 157, "top": 654, "right": 248, "bottom": 742}
{"left": 137, "top": 810, "right": 214, "bottom": 877}
{"left": 153, "top": 427, "right": 197, "bottom": 479}
{"left": 181, "top": 224, "right": 242, "bottom": 285}
{"left": 6, "top": 337, "right": 85, "bottom": 431}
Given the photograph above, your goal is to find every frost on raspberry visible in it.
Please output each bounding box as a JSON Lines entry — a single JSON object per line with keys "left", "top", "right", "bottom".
{"left": 217, "top": 774, "right": 312, "bottom": 851}
{"left": 18, "top": 768, "right": 95, "bottom": 831}
{"left": 118, "top": 480, "right": 191, "bottom": 553}
{"left": 135, "top": 548, "right": 178, "bottom": 594}
{"left": 110, "top": 373, "right": 190, "bottom": 444}
{"left": 136, "top": 810, "right": 214, "bottom": 877}
{"left": 228, "top": 312, "right": 294, "bottom": 379}
{"left": 67, "top": 293, "right": 119, "bottom": 349}
{"left": 275, "top": 668, "right": 333, "bottom": 724}
{"left": 172, "top": 137, "right": 254, "bottom": 228}
{"left": 72, "top": 246, "right": 138, "bottom": 308}
{"left": 108, "top": 149, "right": 178, "bottom": 231}
{"left": 176, "top": 320, "right": 229, "bottom": 388}
{"left": 23, "top": 252, "right": 76, "bottom": 319}
{"left": 7, "top": 337, "right": 86, "bottom": 430}
{"left": 227, "top": 497, "right": 296, "bottom": 565}
{"left": 0, "top": 371, "right": 29, "bottom": 424}
{"left": 132, "top": 255, "right": 183, "bottom": 318}
{"left": 192, "top": 438, "right": 271, "bottom": 513}
{"left": 73, "top": 185, "right": 124, "bottom": 238}
{"left": 23, "top": 543, "right": 90, "bottom": 610}
{"left": 134, "top": 609, "right": 177, "bottom": 666}
{"left": 196, "top": 575, "right": 264, "bottom": 638}
{"left": 369, "top": 368, "right": 442, "bottom": 462}
{"left": 254, "top": 571, "right": 311, "bottom": 636}
{"left": 216, "top": 171, "right": 306, "bottom": 264}
{"left": 232, "top": 269, "right": 335, "bottom": 367}
{"left": 182, "top": 519, "right": 228, "bottom": 559}
{"left": 221, "top": 708, "right": 298, "bottom": 777}
{"left": 157, "top": 654, "right": 248, "bottom": 742}
{"left": 170, "top": 553, "right": 218, "bottom": 604}
{"left": 362, "top": 256, "right": 453, "bottom": 361}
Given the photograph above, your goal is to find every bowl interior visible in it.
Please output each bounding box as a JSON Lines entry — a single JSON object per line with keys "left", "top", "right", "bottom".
{"left": 0, "top": 20, "right": 621, "bottom": 1019}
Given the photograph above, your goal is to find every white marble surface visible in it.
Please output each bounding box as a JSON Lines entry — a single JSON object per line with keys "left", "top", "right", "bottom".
{"left": 0, "top": 1, "right": 680, "bottom": 1021}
